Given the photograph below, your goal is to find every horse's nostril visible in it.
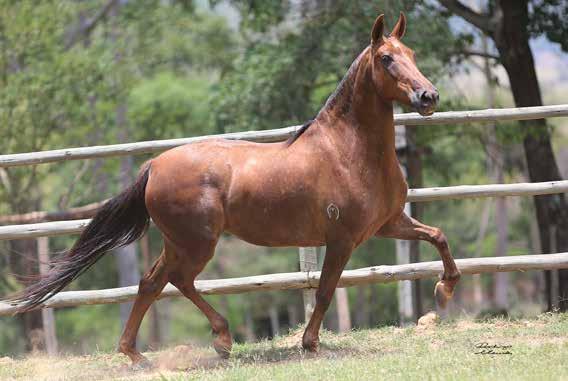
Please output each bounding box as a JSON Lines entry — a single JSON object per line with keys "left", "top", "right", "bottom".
{"left": 420, "top": 91, "right": 431, "bottom": 103}
{"left": 419, "top": 90, "right": 438, "bottom": 105}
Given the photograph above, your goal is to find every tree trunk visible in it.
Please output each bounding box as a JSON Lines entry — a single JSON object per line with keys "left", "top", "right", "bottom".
{"left": 490, "top": 131, "right": 509, "bottom": 310}
{"left": 473, "top": 200, "right": 492, "bottom": 312}
{"left": 482, "top": 33, "right": 509, "bottom": 311}
{"left": 244, "top": 307, "right": 255, "bottom": 342}
{"left": 109, "top": 1, "right": 141, "bottom": 327}
{"left": 492, "top": 0, "right": 568, "bottom": 311}
{"left": 9, "top": 239, "right": 44, "bottom": 352}
{"left": 115, "top": 120, "right": 141, "bottom": 328}
{"left": 268, "top": 305, "right": 280, "bottom": 337}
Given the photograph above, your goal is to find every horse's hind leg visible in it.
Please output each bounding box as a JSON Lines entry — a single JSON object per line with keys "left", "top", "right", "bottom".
{"left": 118, "top": 249, "right": 169, "bottom": 367}
{"left": 167, "top": 238, "right": 232, "bottom": 358}
{"left": 377, "top": 212, "right": 461, "bottom": 308}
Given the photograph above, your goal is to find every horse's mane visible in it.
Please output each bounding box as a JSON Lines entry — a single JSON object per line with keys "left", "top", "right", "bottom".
{"left": 286, "top": 47, "right": 367, "bottom": 147}
{"left": 322, "top": 47, "right": 366, "bottom": 113}
{"left": 286, "top": 120, "right": 314, "bottom": 146}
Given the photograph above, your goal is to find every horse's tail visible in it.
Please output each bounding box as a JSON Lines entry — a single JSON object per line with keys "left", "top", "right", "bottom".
{"left": 7, "top": 163, "right": 152, "bottom": 313}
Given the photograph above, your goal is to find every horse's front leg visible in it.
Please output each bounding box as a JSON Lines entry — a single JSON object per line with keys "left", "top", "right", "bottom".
{"left": 302, "top": 241, "right": 353, "bottom": 351}
{"left": 376, "top": 212, "right": 461, "bottom": 308}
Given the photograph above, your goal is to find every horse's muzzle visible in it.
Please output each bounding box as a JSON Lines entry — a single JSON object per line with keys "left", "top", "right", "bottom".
{"left": 412, "top": 88, "right": 439, "bottom": 116}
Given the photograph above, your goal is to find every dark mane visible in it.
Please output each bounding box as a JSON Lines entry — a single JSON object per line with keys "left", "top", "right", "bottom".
{"left": 286, "top": 47, "right": 367, "bottom": 147}
{"left": 286, "top": 120, "right": 314, "bottom": 146}
{"left": 321, "top": 46, "right": 367, "bottom": 115}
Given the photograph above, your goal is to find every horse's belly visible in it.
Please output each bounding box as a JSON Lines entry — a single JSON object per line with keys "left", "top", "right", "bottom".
{"left": 226, "top": 223, "right": 325, "bottom": 247}
{"left": 224, "top": 195, "right": 326, "bottom": 247}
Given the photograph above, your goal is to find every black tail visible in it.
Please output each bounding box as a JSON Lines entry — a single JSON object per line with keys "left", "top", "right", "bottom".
{"left": 7, "top": 164, "right": 152, "bottom": 313}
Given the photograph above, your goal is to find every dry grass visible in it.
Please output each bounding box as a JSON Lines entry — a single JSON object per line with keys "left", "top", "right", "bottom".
{"left": 2, "top": 312, "right": 568, "bottom": 381}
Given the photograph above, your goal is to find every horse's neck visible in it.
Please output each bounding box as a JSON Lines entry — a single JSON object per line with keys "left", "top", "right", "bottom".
{"left": 315, "top": 50, "right": 397, "bottom": 162}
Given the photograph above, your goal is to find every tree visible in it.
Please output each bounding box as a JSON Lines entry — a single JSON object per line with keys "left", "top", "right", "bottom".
{"left": 439, "top": 0, "right": 568, "bottom": 311}
{"left": 212, "top": 1, "right": 459, "bottom": 133}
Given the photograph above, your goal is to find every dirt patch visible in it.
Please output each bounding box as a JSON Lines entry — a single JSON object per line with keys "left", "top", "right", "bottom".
{"left": 0, "top": 356, "right": 14, "bottom": 365}
{"left": 416, "top": 311, "right": 440, "bottom": 332}
{"left": 154, "top": 344, "right": 223, "bottom": 371}
{"left": 275, "top": 329, "right": 304, "bottom": 349}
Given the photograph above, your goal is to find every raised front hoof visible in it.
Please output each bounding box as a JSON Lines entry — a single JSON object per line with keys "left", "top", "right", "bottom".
{"left": 213, "top": 336, "right": 232, "bottom": 359}
{"left": 434, "top": 280, "right": 454, "bottom": 309}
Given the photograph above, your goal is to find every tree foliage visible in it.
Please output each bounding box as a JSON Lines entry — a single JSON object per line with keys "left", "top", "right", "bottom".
{"left": 211, "top": 1, "right": 460, "bottom": 132}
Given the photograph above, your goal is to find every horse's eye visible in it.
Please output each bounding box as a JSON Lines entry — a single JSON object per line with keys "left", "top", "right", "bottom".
{"left": 381, "top": 55, "right": 393, "bottom": 66}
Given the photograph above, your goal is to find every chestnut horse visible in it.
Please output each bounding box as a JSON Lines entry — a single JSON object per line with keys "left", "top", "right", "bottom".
{"left": 8, "top": 13, "right": 460, "bottom": 366}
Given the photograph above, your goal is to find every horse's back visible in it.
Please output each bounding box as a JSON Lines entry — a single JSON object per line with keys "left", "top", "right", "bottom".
{"left": 145, "top": 138, "right": 332, "bottom": 246}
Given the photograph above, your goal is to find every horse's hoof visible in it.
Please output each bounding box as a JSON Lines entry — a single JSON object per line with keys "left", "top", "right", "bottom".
{"left": 213, "top": 337, "right": 231, "bottom": 359}
{"left": 302, "top": 337, "right": 319, "bottom": 352}
{"left": 434, "top": 280, "right": 454, "bottom": 309}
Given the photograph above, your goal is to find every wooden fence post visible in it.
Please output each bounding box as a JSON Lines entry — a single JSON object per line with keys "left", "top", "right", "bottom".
{"left": 37, "top": 237, "right": 58, "bottom": 355}
{"left": 396, "top": 201, "right": 415, "bottom": 325}
{"left": 299, "top": 247, "right": 319, "bottom": 322}
{"left": 550, "top": 225, "right": 559, "bottom": 310}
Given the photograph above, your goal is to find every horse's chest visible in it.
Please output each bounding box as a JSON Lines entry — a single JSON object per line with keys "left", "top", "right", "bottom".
{"left": 333, "top": 171, "right": 406, "bottom": 240}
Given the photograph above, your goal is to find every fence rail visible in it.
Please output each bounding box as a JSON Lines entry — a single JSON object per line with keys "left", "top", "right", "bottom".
{"left": 0, "top": 105, "right": 566, "bottom": 168}
{"left": 1, "top": 252, "right": 566, "bottom": 316}
{"left": 1, "top": 104, "right": 568, "bottom": 315}
{"left": 0, "top": 180, "right": 566, "bottom": 241}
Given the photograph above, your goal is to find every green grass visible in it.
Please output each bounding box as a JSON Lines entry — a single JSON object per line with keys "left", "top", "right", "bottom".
{"left": 1, "top": 312, "right": 568, "bottom": 381}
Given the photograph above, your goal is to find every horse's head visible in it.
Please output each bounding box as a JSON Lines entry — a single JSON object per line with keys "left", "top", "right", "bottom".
{"left": 369, "top": 13, "right": 439, "bottom": 116}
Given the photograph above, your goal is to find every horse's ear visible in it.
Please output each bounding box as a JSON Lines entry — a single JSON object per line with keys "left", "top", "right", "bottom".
{"left": 391, "top": 12, "right": 406, "bottom": 40}
{"left": 371, "top": 14, "right": 385, "bottom": 46}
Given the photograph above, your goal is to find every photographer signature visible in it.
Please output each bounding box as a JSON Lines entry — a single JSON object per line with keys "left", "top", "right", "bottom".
{"left": 474, "top": 342, "right": 513, "bottom": 355}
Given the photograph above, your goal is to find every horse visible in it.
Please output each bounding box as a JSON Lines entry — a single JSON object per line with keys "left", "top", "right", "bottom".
{"left": 7, "top": 12, "right": 461, "bottom": 366}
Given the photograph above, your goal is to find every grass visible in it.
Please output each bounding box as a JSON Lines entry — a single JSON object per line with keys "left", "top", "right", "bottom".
{"left": 1, "top": 312, "right": 568, "bottom": 381}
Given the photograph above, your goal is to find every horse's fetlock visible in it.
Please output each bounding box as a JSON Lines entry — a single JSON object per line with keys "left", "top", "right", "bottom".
{"left": 212, "top": 317, "right": 229, "bottom": 335}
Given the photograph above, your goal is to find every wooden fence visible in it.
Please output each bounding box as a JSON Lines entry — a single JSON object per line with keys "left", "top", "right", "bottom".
{"left": 1, "top": 252, "right": 567, "bottom": 316}
{"left": 0, "top": 105, "right": 566, "bottom": 168}
{"left": 0, "top": 104, "right": 567, "bottom": 313}
{"left": 0, "top": 180, "right": 567, "bottom": 241}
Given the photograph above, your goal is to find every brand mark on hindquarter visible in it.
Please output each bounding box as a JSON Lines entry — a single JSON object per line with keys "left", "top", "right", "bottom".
{"left": 327, "top": 203, "right": 340, "bottom": 221}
